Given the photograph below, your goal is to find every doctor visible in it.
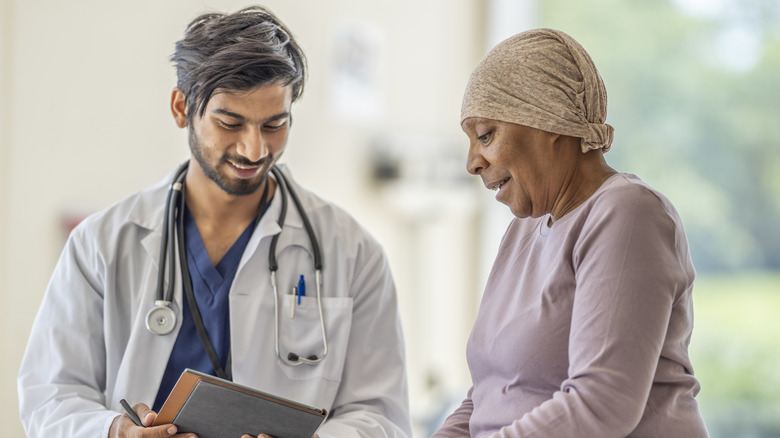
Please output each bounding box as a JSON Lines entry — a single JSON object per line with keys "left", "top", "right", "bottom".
{"left": 18, "top": 6, "right": 410, "bottom": 438}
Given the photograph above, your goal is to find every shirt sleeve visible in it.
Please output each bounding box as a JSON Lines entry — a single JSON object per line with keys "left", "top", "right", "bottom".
{"left": 316, "top": 243, "right": 412, "bottom": 438}
{"left": 431, "top": 387, "right": 474, "bottom": 438}
{"left": 487, "top": 185, "right": 692, "bottom": 437}
{"left": 17, "top": 223, "right": 121, "bottom": 438}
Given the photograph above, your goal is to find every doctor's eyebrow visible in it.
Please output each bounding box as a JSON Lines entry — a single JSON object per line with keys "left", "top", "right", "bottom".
{"left": 211, "top": 108, "right": 290, "bottom": 124}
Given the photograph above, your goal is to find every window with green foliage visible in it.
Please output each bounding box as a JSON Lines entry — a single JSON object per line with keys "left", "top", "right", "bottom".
{"left": 541, "top": 0, "right": 780, "bottom": 272}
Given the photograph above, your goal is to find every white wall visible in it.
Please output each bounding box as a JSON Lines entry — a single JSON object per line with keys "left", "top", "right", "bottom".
{"left": 0, "top": 1, "right": 493, "bottom": 436}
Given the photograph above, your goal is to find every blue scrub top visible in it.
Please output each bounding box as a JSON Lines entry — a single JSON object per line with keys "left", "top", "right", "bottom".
{"left": 152, "top": 205, "right": 255, "bottom": 411}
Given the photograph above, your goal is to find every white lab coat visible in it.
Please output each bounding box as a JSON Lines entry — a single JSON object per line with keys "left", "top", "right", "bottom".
{"left": 18, "top": 164, "right": 411, "bottom": 438}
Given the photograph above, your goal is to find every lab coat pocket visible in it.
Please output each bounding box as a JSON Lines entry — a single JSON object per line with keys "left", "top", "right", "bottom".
{"left": 276, "top": 295, "right": 353, "bottom": 383}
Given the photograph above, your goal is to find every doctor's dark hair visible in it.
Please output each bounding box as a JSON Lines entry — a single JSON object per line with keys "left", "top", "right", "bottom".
{"left": 171, "top": 5, "right": 307, "bottom": 123}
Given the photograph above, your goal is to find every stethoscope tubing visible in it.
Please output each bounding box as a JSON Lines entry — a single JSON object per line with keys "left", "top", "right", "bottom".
{"left": 175, "top": 176, "right": 232, "bottom": 380}
{"left": 155, "top": 161, "right": 188, "bottom": 305}
{"left": 272, "top": 166, "right": 323, "bottom": 270}
{"left": 146, "top": 163, "right": 188, "bottom": 336}
{"left": 270, "top": 166, "right": 328, "bottom": 366}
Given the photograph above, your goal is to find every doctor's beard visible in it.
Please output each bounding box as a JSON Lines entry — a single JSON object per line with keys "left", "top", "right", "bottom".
{"left": 188, "top": 128, "right": 277, "bottom": 197}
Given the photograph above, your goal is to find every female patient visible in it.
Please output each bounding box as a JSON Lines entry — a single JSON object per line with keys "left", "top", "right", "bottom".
{"left": 432, "top": 28, "right": 708, "bottom": 437}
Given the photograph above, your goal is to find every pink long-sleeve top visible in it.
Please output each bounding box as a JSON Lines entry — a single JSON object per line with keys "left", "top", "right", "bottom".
{"left": 433, "top": 173, "right": 708, "bottom": 438}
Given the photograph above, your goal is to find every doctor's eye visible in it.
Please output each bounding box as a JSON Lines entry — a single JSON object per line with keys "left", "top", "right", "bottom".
{"left": 217, "top": 119, "right": 242, "bottom": 130}
{"left": 263, "top": 121, "right": 287, "bottom": 132}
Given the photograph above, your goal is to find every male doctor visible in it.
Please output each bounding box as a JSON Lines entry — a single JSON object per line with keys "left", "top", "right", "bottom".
{"left": 18, "top": 6, "right": 410, "bottom": 438}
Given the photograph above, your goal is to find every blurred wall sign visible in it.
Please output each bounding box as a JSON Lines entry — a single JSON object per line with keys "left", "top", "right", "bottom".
{"left": 327, "top": 19, "right": 386, "bottom": 123}
{"left": 370, "top": 132, "right": 476, "bottom": 220}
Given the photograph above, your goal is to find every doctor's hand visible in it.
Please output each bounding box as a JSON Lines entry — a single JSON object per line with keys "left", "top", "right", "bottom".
{"left": 109, "top": 402, "right": 197, "bottom": 438}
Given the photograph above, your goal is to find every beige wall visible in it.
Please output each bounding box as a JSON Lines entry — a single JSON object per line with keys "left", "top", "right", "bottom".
{"left": 0, "top": 0, "right": 494, "bottom": 436}
{"left": 1, "top": 0, "right": 14, "bottom": 431}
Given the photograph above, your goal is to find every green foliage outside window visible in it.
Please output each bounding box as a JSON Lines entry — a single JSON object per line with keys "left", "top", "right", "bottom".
{"left": 541, "top": 0, "right": 780, "bottom": 273}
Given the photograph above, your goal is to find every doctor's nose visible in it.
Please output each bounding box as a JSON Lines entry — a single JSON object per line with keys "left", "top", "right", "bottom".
{"left": 236, "top": 127, "right": 269, "bottom": 163}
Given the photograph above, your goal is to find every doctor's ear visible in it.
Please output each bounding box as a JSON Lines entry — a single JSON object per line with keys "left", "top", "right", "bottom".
{"left": 170, "top": 88, "right": 188, "bottom": 128}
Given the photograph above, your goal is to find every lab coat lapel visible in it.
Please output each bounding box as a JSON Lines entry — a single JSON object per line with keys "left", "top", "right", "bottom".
{"left": 237, "top": 171, "right": 307, "bottom": 272}
{"left": 137, "top": 169, "right": 177, "bottom": 272}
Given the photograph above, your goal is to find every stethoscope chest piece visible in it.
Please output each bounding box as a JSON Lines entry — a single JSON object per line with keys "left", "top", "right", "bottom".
{"left": 146, "top": 301, "right": 177, "bottom": 336}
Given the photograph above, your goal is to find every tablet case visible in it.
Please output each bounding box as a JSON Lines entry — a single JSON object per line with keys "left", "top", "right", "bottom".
{"left": 153, "top": 369, "right": 327, "bottom": 438}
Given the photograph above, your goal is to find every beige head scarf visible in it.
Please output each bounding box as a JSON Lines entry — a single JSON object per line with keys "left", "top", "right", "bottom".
{"left": 461, "top": 28, "right": 614, "bottom": 153}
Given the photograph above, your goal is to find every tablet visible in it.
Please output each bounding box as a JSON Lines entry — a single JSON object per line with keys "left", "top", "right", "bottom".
{"left": 153, "top": 369, "right": 327, "bottom": 438}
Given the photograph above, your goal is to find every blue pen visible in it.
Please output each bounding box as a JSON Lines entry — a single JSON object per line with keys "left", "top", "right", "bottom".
{"left": 297, "top": 275, "right": 305, "bottom": 305}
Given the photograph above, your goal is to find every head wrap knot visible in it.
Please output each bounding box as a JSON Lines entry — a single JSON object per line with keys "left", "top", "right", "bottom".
{"left": 584, "top": 122, "right": 614, "bottom": 152}
{"left": 461, "top": 28, "right": 614, "bottom": 153}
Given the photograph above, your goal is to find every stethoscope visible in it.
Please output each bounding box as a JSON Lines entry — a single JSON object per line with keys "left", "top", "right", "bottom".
{"left": 145, "top": 161, "right": 328, "bottom": 377}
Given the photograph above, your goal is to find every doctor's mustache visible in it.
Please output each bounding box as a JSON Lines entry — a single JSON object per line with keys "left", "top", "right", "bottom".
{"left": 222, "top": 153, "right": 275, "bottom": 167}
